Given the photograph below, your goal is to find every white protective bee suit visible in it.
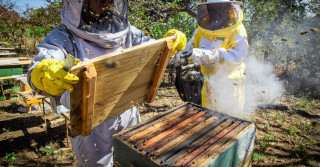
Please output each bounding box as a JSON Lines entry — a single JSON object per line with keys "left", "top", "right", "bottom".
{"left": 181, "top": 0, "right": 249, "bottom": 118}
{"left": 27, "top": 0, "right": 153, "bottom": 166}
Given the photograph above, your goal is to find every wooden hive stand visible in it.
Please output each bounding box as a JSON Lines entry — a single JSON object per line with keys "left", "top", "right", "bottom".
{"left": 19, "top": 84, "right": 48, "bottom": 126}
{"left": 19, "top": 83, "right": 44, "bottom": 113}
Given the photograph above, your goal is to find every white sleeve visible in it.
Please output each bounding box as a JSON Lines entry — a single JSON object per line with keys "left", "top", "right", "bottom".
{"left": 217, "top": 33, "right": 248, "bottom": 63}
{"left": 190, "top": 48, "right": 220, "bottom": 65}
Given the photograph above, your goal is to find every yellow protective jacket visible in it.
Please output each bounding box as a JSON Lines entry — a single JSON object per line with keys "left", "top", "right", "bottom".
{"left": 188, "top": 11, "right": 248, "bottom": 118}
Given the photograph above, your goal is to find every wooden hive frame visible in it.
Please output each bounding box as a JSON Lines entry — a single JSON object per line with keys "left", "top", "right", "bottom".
{"left": 113, "top": 103, "right": 256, "bottom": 167}
{"left": 69, "top": 36, "right": 175, "bottom": 137}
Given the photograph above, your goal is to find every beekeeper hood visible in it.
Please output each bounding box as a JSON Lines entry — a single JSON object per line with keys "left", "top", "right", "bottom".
{"left": 197, "top": 0, "right": 242, "bottom": 31}
{"left": 61, "top": 0, "right": 129, "bottom": 48}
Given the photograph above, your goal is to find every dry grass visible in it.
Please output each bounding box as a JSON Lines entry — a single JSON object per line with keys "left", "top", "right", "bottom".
{"left": 0, "top": 81, "right": 319, "bottom": 166}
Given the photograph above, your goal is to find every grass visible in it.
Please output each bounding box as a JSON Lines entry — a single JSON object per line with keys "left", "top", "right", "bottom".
{"left": 69, "top": 150, "right": 75, "bottom": 160}
{"left": 305, "top": 123, "right": 314, "bottom": 131}
{"left": 308, "top": 139, "right": 316, "bottom": 145}
{"left": 297, "top": 141, "right": 307, "bottom": 155}
{"left": 287, "top": 128, "right": 299, "bottom": 136}
{"left": 38, "top": 145, "right": 54, "bottom": 157}
{"left": 2, "top": 127, "right": 11, "bottom": 133}
{"left": 57, "top": 150, "right": 64, "bottom": 157}
{"left": 275, "top": 114, "right": 282, "bottom": 120}
{"left": 263, "top": 134, "right": 275, "bottom": 141}
{"left": 53, "top": 114, "right": 62, "bottom": 120}
{"left": 252, "top": 94, "right": 320, "bottom": 166}
{"left": 298, "top": 93, "right": 315, "bottom": 108}
{"left": 253, "top": 151, "right": 266, "bottom": 162}
{"left": 5, "top": 152, "right": 16, "bottom": 165}
{"left": 307, "top": 159, "right": 320, "bottom": 167}
{"left": 258, "top": 140, "right": 269, "bottom": 150}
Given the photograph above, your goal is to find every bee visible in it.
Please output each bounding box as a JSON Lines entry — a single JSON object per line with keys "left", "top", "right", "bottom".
{"left": 300, "top": 31, "right": 308, "bottom": 35}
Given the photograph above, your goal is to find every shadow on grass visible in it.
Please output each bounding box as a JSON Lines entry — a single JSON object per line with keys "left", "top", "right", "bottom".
{"left": 257, "top": 104, "right": 320, "bottom": 119}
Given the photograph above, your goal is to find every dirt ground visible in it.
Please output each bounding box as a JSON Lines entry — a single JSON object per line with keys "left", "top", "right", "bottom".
{"left": 0, "top": 78, "right": 319, "bottom": 167}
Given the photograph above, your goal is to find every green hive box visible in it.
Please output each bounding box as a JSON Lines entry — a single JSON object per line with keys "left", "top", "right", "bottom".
{"left": 0, "top": 65, "right": 23, "bottom": 77}
{"left": 113, "top": 103, "right": 256, "bottom": 167}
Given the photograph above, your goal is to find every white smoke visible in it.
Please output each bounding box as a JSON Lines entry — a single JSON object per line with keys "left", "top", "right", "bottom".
{"left": 207, "top": 55, "right": 285, "bottom": 119}
{"left": 243, "top": 56, "right": 285, "bottom": 115}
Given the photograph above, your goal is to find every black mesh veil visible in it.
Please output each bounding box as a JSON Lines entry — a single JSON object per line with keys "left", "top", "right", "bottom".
{"left": 79, "top": 0, "right": 129, "bottom": 33}
{"left": 197, "top": 2, "right": 241, "bottom": 31}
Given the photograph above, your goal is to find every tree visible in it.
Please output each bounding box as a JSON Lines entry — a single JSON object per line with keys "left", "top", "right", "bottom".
{"left": 0, "top": 1, "right": 21, "bottom": 43}
{"left": 242, "top": 0, "right": 320, "bottom": 96}
{"left": 128, "top": 0, "right": 204, "bottom": 39}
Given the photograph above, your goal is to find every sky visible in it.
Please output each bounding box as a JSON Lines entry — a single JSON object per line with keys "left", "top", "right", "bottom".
{"left": 13, "top": 0, "right": 50, "bottom": 13}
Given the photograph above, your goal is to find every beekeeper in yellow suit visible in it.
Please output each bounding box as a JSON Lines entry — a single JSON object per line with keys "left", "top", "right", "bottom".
{"left": 177, "top": 0, "right": 249, "bottom": 118}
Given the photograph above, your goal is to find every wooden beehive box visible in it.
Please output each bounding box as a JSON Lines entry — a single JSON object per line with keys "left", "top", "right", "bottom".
{"left": 69, "top": 36, "right": 174, "bottom": 137}
{"left": 113, "top": 103, "right": 256, "bottom": 167}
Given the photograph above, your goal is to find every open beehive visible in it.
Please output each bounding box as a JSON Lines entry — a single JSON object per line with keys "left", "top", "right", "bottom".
{"left": 113, "top": 103, "right": 256, "bottom": 167}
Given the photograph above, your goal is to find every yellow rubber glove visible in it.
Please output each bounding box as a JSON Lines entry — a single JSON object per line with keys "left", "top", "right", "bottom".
{"left": 163, "top": 29, "right": 187, "bottom": 57}
{"left": 31, "top": 59, "right": 79, "bottom": 96}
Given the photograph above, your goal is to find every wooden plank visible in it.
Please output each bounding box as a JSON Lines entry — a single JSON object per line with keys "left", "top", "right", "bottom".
{"left": 0, "top": 76, "right": 14, "bottom": 80}
{"left": 133, "top": 109, "right": 200, "bottom": 150}
{"left": 0, "top": 57, "right": 31, "bottom": 60}
{"left": 128, "top": 107, "right": 196, "bottom": 143}
{"left": 0, "top": 53, "right": 17, "bottom": 56}
{"left": 141, "top": 111, "right": 206, "bottom": 149}
{"left": 118, "top": 104, "right": 190, "bottom": 140}
{"left": 239, "top": 152, "right": 253, "bottom": 167}
{"left": 173, "top": 121, "right": 241, "bottom": 166}
{"left": 190, "top": 122, "right": 249, "bottom": 167}
{"left": 156, "top": 116, "right": 228, "bottom": 165}
{"left": 70, "top": 36, "right": 175, "bottom": 137}
{"left": 0, "top": 60, "right": 31, "bottom": 66}
{"left": 145, "top": 39, "right": 173, "bottom": 103}
{"left": 19, "top": 90, "right": 46, "bottom": 100}
{"left": 154, "top": 115, "right": 220, "bottom": 157}
{"left": 0, "top": 47, "right": 15, "bottom": 50}
{"left": 80, "top": 64, "right": 97, "bottom": 137}
{"left": 145, "top": 115, "right": 209, "bottom": 156}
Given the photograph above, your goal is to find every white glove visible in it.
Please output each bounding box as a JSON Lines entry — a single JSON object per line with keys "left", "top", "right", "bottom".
{"left": 189, "top": 48, "right": 221, "bottom": 65}
{"left": 174, "top": 45, "right": 193, "bottom": 65}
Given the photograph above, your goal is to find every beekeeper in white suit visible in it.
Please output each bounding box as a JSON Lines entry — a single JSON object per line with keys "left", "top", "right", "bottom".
{"left": 27, "top": 0, "right": 186, "bottom": 166}
{"left": 28, "top": 0, "right": 148, "bottom": 166}
{"left": 177, "top": 0, "right": 249, "bottom": 118}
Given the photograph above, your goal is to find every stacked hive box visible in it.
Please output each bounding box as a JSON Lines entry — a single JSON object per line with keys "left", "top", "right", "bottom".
{"left": 113, "top": 103, "right": 256, "bottom": 167}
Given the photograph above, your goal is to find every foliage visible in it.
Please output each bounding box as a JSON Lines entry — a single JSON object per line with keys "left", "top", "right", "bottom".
{"left": 253, "top": 151, "right": 266, "bottom": 162}
{"left": 242, "top": 0, "right": 320, "bottom": 97}
{"left": 69, "top": 150, "right": 75, "bottom": 160}
{"left": 0, "top": 0, "right": 319, "bottom": 96}
{"left": 0, "top": 0, "right": 62, "bottom": 53}
{"left": 5, "top": 152, "right": 16, "bottom": 165}
{"left": 39, "top": 145, "right": 54, "bottom": 157}
{"left": 128, "top": 0, "right": 202, "bottom": 39}
{"left": 0, "top": 1, "right": 21, "bottom": 43}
